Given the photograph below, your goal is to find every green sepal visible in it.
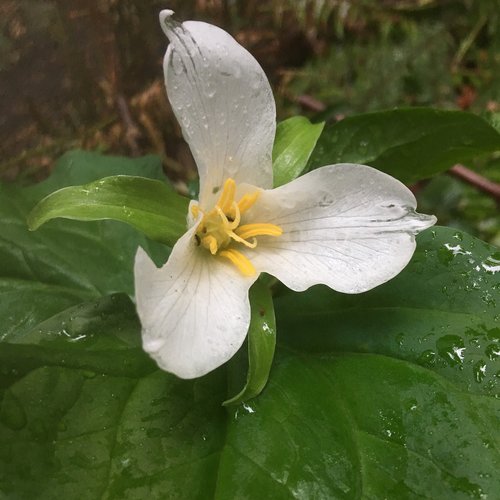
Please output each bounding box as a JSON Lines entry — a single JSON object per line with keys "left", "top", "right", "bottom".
{"left": 223, "top": 280, "right": 276, "bottom": 406}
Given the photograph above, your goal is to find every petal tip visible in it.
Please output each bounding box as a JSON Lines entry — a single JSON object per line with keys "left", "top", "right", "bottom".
{"left": 159, "top": 9, "right": 175, "bottom": 34}
{"left": 159, "top": 8, "right": 174, "bottom": 19}
{"left": 412, "top": 211, "right": 438, "bottom": 235}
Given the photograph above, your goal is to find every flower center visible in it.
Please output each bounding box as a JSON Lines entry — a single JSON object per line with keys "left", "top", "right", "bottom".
{"left": 191, "top": 178, "right": 282, "bottom": 276}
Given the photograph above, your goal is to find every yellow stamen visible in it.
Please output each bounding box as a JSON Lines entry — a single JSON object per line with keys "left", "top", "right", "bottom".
{"left": 229, "top": 201, "right": 240, "bottom": 226}
{"left": 235, "top": 223, "right": 283, "bottom": 240}
{"left": 201, "top": 234, "right": 219, "bottom": 255}
{"left": 219, "top": 249, "right": 256, "bottom": 276}
{"left": 215, "top": 205, "right": 239, "bottom": 230}
{"left": 237, "top": 192, "right": 260, "bottom": 214}
{"left": 216, "top": 178, "right": 236, "bottom": 214}
{"left": 228, "top": 231, "right": 257, "bottom": 248}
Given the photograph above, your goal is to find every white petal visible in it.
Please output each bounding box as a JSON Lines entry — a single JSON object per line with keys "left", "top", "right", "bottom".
{"left": 159, "top": 10, "right": 275, "bottom": 209}
{"left": 246, "top": 164, "right": 437, "bottom": 293}
{"left": 134, "top": 228, "right": 256, "bottom": 378}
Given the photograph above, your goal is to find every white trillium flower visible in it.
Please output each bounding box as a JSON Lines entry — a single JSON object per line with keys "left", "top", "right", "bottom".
{"left": 134, "top": 10, "right": 437, "bottom": 379}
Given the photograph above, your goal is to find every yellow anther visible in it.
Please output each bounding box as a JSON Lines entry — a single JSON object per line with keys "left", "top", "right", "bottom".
{"left": 219, "top": 249, "right": 256, "bottom": 276}
{"left": 216, "top": 178, "right": 236, "bottom": 213}
{"left": 235, "top": 223, "right": 283, "bottom": 240}
{"left": 237, "top": 191, "right": 260, "bottom": 214}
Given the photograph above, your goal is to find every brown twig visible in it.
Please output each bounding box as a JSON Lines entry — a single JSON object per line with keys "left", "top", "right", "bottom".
{"left": 296, "top": 94, "right": 326, "bottom": 112}
{"left": 448, "top": 164, "right": 500, "bottom": 203}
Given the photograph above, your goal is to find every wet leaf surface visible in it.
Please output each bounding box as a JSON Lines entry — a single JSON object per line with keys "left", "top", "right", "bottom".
{"left": 0, "top": 153, "right": 499, "bottom": 498}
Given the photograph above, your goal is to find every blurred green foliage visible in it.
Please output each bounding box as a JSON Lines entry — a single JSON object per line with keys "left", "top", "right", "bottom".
{"left": 285, "top": 22, "right": 455, "bottom": 113}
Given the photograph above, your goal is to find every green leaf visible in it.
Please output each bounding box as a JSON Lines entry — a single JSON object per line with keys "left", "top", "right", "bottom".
{"left": 223, "top": 280, "right": 276, "bottom": 406}
{"left": 272, "top": 117, "right": 324, "bottom": 187}
{"left": 277, "top": 228, "right": 500, "bottom": 397}
{"left": 308, "top": 108, "right": 500, "bottom": 183}
{"left": 0, "top": 151, "right": 169, "bottom": 339}
{"left": 0, "top": 295, "right": 227, "bottom": 499}
{"left": 1, "top": 152, "right": 499, "bottom": 497}
{"left": 28, "top": 175, "right": 189, "bottom": 246}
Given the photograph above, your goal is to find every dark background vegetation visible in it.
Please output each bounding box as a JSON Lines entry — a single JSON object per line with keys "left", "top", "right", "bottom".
{"left": 1, "top": 0, "right": 499, "bottom": 243}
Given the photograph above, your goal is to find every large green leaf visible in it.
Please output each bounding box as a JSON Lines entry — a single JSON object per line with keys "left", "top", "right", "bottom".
{"left": 1, "top": 151, "right": 499, "bottom": 498}
{"left": 308, "top": 108, "right": 500, "bottom": 183}
{"left": 278, "top": 230, "right": 500, "bottom": 396}
{"left": 28, "top": 176, "right": 189, "bottom": 246}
